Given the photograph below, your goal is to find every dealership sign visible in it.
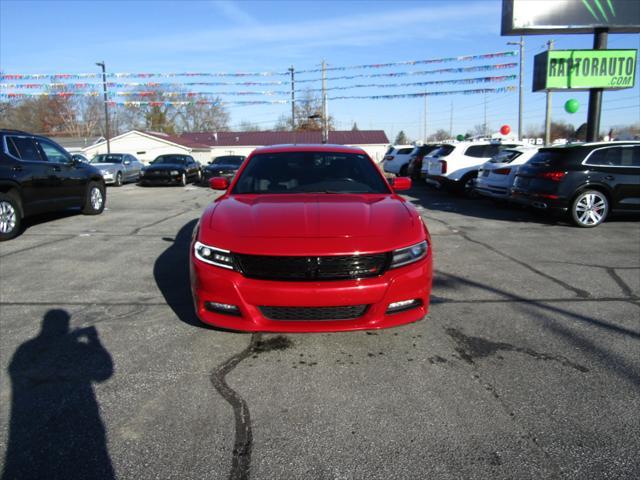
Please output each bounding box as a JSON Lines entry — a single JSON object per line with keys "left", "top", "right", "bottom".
{"left": 533, "top": 49, "right": 637, "bottom": 91}
{"left": 502, "top": 0, "right": 640, "bottom": 35}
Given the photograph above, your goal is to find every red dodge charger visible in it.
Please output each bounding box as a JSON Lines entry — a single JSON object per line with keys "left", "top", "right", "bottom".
{"left": 190, "top": 144, "right": 432, "bottom": 332}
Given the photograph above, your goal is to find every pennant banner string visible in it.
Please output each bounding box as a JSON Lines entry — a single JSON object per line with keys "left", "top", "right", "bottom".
{"left": 296, "top": 51, "right": 518, "bottom": 74}
{"left": 0, "top": 86, "right": 516, "bottom": 106}
{"left": 296, "top": 63, "right": 517, "bottom": 83}
{"left": 0, "top": 75, "right": 516, "bottom": 99}
{"left": 0, "top": 51, "right": 518, "bottom": 81}
{"left": 0, "top": 64, "right": 517, "bottom": 93}
{"left": 328, "top": 86, "right": 517, "bottom": 101}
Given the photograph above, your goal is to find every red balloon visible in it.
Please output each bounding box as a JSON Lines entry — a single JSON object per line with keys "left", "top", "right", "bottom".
{"left": 500, "top": 125, "right": 511, "bottom": 135}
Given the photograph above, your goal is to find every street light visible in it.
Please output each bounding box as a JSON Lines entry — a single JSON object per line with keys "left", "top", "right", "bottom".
{"left": 96, "top": 61, "right": 111, "bottom": 154}
{"left": 507, "top": 37, "right": 524, "bottom": 141}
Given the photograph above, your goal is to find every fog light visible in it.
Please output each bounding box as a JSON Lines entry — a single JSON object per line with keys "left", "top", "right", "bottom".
{"left": 205, "top": 301, "right": 241, "bottom": 316}
{"left": 386, "top": 299, "right": 422, "bottom": 314}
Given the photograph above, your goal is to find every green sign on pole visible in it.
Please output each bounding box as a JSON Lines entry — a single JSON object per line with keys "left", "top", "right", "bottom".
{"left": 533, "top": 49, "right": 637, "bottom": 91}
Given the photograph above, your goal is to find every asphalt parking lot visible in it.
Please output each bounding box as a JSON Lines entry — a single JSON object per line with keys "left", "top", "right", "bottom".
{"left": 1, "top": 182, "right": 639, "bottom": 480}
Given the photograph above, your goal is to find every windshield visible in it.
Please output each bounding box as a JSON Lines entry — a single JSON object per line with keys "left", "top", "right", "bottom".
{"left": 91, "top": 154, "right": 123, "bottom": 164}
{"left": 211, "top": 156, "right": 244, "bottom": 166}
{"left": 152, "top": 155, "right": 186, "bottom": 165}
{"left": 232, "top": 151, "right": 390, "bottom": 194}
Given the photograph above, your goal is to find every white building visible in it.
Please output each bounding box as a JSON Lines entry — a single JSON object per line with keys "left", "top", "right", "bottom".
{"left": 83, "top": 129, "right": 390, "bottom": 165}
{"left": 179, "top": 130, "right": 391, "bottom": 163}
{"left": 82, "top": 130, "right": 211, "bottom": 165}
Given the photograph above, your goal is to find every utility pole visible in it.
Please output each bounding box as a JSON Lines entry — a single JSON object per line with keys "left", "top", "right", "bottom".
{"left": 483, "top": 92, "right": 488, "bottom": 137}
{"left": 544, "top": 39, "right": 554, "bottom": 146}
{"left": 423, "top": 94, "right": 427, "bottom": 141}
{"left": 507, "top": 36, "right": 525, "bottom": 140}
{"left": 96, "top": 61, "right": 111, "bottom": 154}
{"left": 449, "top": 100, "right": 453, "bottom": 138}
{"left": 288, "top": 66, "right": 295, "bottom": 130}
{"left": 587, "top": 28, "right": 608, "bottom": 142}
{"left": 321, "top": 60, "right": 328, "bottom": 143}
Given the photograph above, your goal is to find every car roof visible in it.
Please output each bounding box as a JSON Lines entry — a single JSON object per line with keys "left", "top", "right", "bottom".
{"left": 541, "top": 141, "right": 640, "bottom": 151}
{"left": 252, "top": 144, "right": 367, "bottom": 155}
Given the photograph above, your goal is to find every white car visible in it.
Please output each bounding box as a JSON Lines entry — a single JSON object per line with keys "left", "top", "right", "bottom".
{"left": 474, "top": 147, "right": 539, "bottom": 200}
{"left": 382, "top": 145, "right": 415, "bottom": 176}
{"left": 422, "top": 141, "right": 522, "bottom": 195}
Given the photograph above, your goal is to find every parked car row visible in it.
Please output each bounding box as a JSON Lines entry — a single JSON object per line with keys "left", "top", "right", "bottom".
{"left": 0, "top": 129, "right": 249, "bottom": 241}
{"left": 422, "top": 140, "right": 523, "bottom": 195}
{"left": 80, "top": 153, "right": 245, "bottom": 187}
{"left": 402, "top": 140, "right": 639, "bottom": 228}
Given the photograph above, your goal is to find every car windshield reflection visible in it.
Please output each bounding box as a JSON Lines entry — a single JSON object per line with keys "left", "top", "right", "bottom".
{"left": 232, "top": 151, "right": 390, "bottom": 194}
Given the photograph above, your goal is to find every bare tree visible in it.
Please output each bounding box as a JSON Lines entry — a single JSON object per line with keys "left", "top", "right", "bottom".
{"left": 237, "top": 120, "right": 261, "bottom": 132}
{"left": 427, "top": 129, "right": 450, "bottom": 142}
{"left": 176, "top": 100, "right": 230, "bottom": 133}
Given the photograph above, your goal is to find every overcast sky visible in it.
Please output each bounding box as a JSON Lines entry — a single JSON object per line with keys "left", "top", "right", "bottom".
{"left": 1, "top": 0, "right": 638, "bottom": 140}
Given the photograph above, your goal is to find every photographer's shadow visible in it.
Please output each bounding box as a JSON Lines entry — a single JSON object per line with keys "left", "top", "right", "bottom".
{"left": 2, "top": 310, "right": 115, "bottom": 480}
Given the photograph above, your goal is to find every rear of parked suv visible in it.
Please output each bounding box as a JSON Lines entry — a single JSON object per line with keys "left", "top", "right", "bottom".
{"left": 510, "top": 142, "right": 640, "bottom": 227}
{"left": 382, "top": 146, "right": 416, "bottom": 176}
{"left": 423, "top": 142, "right": 521, "bottom": 195}
{"left": 0, "top": 129, "right": 106, "bottom": 240}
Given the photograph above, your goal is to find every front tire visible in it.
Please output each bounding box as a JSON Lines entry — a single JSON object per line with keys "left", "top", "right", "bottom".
{"left": 114, "top": 172, "right": 123, "bottom": 187}
{"left": 570, "top": 190, "right": 609, "bottom": 228}
{"left": 459, "top": 172, "right": 478, "bottom": 198}
{"left": 82, "top": 182, "right": 106, "bottom": 215}
{"left": 0, "top": 191, "right": 22, "bottom": 241}
{"left": 180, "top": 173, "right": 187, "bottom": 186}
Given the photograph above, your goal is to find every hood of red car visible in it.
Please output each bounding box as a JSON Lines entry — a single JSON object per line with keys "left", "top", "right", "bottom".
{"left": 199, "top": 194, "right": 424, "bottom": 256}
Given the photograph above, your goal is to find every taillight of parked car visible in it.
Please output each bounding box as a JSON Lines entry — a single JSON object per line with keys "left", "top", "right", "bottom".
{"left": 383, "top": 155, "right": 393, "bottom": 161}
{"left": 439, "top": 160, "right": 447, "bottom": 174}
{"left": 537, "top": 171, "right": 566, "bottom": 182}
{"left": 493, "top": 168, "right": 511, "bottom": 175}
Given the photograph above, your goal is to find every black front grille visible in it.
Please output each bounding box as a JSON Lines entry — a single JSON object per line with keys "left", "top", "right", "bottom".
{"left": 234, "top": 252, "right": 390, "bottom": 281}
{"left": 259, "top": 305, "right": 369, "bottom": 321}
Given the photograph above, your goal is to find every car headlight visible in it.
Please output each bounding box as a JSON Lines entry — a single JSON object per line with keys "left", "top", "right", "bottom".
{"left": 170, "top": 170, "right": 179, "bottom": 175}
{"left": 101, "top": 169, "right": 109, "bottom": 175}
{"left": 389, "top": 240, "right": 428, "bottom": 269}
{"left": 194, "top": 241, "right": 235, "bottom": 269}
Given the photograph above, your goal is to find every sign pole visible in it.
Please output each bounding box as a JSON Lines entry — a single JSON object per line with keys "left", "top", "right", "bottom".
{"left": 544, "top": 39, "right": 554, "bottom": 145}
{"left": 586, "top": 28, "right": 608, "bottom": 142}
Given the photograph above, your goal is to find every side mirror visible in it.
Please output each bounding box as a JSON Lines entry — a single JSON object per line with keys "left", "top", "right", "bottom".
{"left": 210, "top": 177, "right": 229, "bottom": 190}
{"left": 123, "top": 160, "right": 131, "bottom": 165}
{"left": 390, "top": 177, "right": 412, "bottom": 191}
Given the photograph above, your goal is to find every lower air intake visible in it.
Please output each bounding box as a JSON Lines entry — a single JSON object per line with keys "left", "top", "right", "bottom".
{"left": 259, "top": 305, "right": 369, "bottom": 321}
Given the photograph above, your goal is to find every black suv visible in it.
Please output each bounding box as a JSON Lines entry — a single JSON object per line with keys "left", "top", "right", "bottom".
{"left": 0, "top": 129, "right": 106, "bottom": 240}
{"left": 511, "top": 142, "right": 640, "bottom": 227}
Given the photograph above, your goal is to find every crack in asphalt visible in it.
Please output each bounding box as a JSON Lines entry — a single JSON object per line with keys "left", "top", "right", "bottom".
{"left": 209, "top": 334, "right": 293, "bottom": 480}
{"left": 442, "top": 327, "right": 568, "bottom": 476}
{"left": 210, "top": 333, "right": 262, "bottom": 480}
{"left": 129, "top": 209, "right": 194, "bottom": 235}
{"left": 436, "top": 270, "right": 640, "bottom": 339}
{"left": 0, "top": 235, "right": 76, "bottom": 258}
{"left": 418, "top": 211, "right": 592, "bottom": 299}
{"left": 457, "top": 232, "right": 591, "bottom": 299}
{"left": 445, "top": 327, "right": 590, "bottom": 372}
{"left": 606, "top": 268, "right": 636, "bottom": 299}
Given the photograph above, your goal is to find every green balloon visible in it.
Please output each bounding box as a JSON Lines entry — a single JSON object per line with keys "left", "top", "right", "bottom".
{"left": 565, "top": 99, "right": 579, "bottom": 114}
{"left": 456, "top": 134, "right": 465, "bottom": 141}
